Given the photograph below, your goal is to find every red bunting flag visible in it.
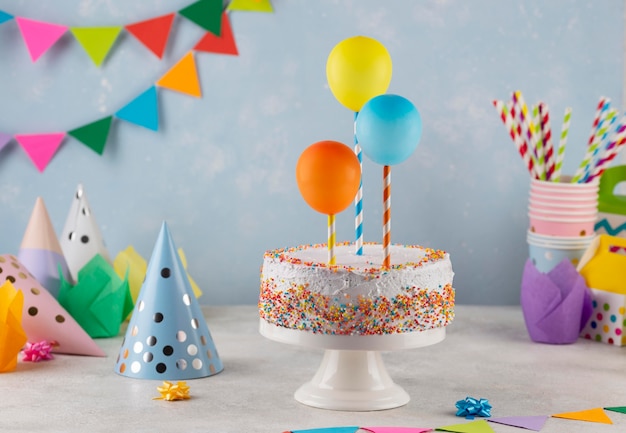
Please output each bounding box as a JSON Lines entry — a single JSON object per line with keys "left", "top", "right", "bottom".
{"left": 125, "top": 13, "right": 175, "bottom": 59}
{"left": 193, "top": 12, "right": 238, "bottom": 56}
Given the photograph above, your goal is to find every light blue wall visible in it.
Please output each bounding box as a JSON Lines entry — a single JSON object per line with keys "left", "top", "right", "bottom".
{"left": 0, "top": 1, "right": 623, "bottom": 305}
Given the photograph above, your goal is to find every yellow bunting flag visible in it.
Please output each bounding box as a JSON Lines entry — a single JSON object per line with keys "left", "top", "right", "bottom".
{"left": 156, "top": 51, "right": 201, "bottom": 97}
{"left": 71, "top": 26, "right": 122, "bottom": 66}
{"left": 227, "top": 0, "right": 273, "bottom": 12}
{"left": 0, "top": 281, "right": 27, "bottom": 372}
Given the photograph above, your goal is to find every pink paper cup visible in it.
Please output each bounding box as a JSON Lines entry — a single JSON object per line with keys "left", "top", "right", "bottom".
{"left": 529, "top": 214, "right": 596, "bottom": 237}
{"left": 528, "top": 206, "right": 597, "bottom": 218}
{"left": 529, "top": 197, "right": 598, "bottom": 211}
{"left": 530, "top": 176, "right": 599, "bottom": 194}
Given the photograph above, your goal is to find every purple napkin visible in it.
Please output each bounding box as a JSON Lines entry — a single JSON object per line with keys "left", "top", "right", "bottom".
{"left": 520, "top": 258, "right": 592, "bottom": 344}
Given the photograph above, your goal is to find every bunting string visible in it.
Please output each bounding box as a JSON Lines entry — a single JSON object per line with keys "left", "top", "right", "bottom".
{"left": 0, "top": 0, "right": 273, "bottom": 173}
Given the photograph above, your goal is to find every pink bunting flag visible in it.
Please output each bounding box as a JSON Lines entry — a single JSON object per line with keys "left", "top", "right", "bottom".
{"left": 14, "top": 133, "right": 66, "bottom": 172}
{"left": 15, "top": 17, "right": 68, "bottom": 62}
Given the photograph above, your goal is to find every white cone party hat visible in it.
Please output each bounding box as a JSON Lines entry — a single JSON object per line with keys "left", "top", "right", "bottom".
{"left": 115, "top": 221, "right": 223, "bottom": 380}
{"left": 60, "top": 184, "right": 111, "bottom": 281}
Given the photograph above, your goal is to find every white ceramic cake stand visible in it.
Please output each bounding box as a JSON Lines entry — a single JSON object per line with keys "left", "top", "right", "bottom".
{"left": 259, "top": 320, "right": 445, "bottom": 411}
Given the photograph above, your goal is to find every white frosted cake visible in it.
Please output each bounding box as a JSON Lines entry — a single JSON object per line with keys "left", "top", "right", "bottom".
{"left": 259, "top": 242, "right": 455, "bottom": 335}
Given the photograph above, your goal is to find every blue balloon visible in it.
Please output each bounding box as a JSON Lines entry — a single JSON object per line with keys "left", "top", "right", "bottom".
{"left": 355, "top": 94, "right": 422, "bottom": 165}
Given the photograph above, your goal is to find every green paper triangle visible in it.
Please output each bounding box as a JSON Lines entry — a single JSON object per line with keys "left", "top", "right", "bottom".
{"left": 605, "top": 406, "right": 626, "bottom": 415}
{"left": 436, "top": 419, "right": 495, "bottom": 433}
{"left": 68, "top": 116, "right": 113, "bottom": 155}
{"left": 178, "top": 0, "right": 222, "bottom": 35}
{"left": 227, "top": 0, "right": 273, "bottom": 12}
{"left": 71, "top": 26, "right": 122, "bottom": 66}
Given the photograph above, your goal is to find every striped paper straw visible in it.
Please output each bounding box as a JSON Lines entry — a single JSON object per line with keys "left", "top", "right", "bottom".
{"left": 586, "top": 119, "right": 626, "bottom": 183}
{"left": 327, "top": 214, "right": 336, "bottom": 265}
{"left": 492, "top": 100, "right": 536, "bottom": 177}
{"left": 572, "top": 97, "right": 609, "bottom": 182}
{"left": 582, "top": 108, "right": 618, "bottom": 182}
{"left": 513, "top": 91, "right": 544, "bottom": 179}
{"left": 382, "top": 165, "right": 391, "bottom": 269}
{"left": 539, "top": 103, "right": 555, "bottom": 180}
{"left": 551, "top": 107, "right": 571, "bottom": 182}
{"left": 572, "top": 102, "right": 614, "bottom": 182}
{"left": 354, "top": 112, "right": 363, "bottom": 256}
{"left": 532, "top": 104, "right": 546, "bottom": 180}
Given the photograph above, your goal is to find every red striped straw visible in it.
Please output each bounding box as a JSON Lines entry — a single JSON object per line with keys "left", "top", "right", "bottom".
{"left": 514, "top": 91, "right": 544, "bottom": 180}
{"left": 587, "top": 97, "right": 608, "bottom": 147}
{"left": 382, "top": 165, "right": 391, "bottom": 269}
{"left": 539, "top": 103, "right": 555, "bottom": 180}
{"left": 492, "top": 100, "right": 536, "bottom": 177}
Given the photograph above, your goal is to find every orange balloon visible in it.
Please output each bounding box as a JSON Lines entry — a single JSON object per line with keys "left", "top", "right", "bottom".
{"left": 296, "top": 140, "right": 361, "bottom": 215}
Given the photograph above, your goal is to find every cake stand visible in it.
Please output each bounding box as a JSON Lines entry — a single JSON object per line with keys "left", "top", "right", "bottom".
{"left": 259, "top": 320, "right": 445, "bottom": 411}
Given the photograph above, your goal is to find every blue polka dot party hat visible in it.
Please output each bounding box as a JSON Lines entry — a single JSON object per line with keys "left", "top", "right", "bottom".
{"left": 115, "top": 221, "right": 223, "bottom": 380}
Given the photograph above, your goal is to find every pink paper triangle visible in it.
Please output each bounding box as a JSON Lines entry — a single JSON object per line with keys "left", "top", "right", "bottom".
{"left": 488, "top": 416, "right": 549, "bottom": 431}
{"left": 15, "top": 132, "right": 65, "bottom": 172}
{"left": 15, "top": 17, "right": 68, "bottom": 62}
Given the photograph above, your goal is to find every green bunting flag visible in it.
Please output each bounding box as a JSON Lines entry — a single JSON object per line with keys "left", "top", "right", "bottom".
{"left": 178, "top": 0, "right": 222, "bottom": 36}
{"left": 68, "top": 116, "right": 113, "bottom": 155}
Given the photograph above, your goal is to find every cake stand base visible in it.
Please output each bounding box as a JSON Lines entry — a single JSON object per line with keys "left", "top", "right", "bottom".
{"left": 294, "top": 349, "right": 409, "bottom": 411}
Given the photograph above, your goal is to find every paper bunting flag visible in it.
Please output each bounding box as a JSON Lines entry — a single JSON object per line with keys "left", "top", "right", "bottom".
{"left": 552, "top": 408, "right": 613, "bottom": 424}
{"left": 0, "top": 281, "right": 27, "bottom": 372}
{"left": 115, "top": 221, "right": 223, "bottom": 380}
{"left": 0, "top": 10, "right": 13, "bottom": 25}
{"left": 67, "top": 116, "right": 113, "bottom": 155}
{"left": 60, "top": 184, "right": 112, "bottom": 281}
{"left": 15, "top": 17, "right": 68, "bottom": 62}
{"left": 58, "top": 254, "right": 133, "bottom": 338}
{"left": 14, "top": 132, "right": 65, "bottom": 172}
{"left": 156, "top": 51, "right": 201, "bottom": 97}
{"left": 125, "top": 13, "right": 175, "bottom": 59}
{"left": 193, "top": 13, "right": 238, "bottom": 56}
{"left": 487, "top": 415, "right": 548, "bottom": 431}
{"left": 227, "top": 0, "right": 273, "bottom": 12}
{"left": 0, "top": 254, "right": 105, "bottom": 356}
{"left": 435, "top": 420, "right": 495, "bottom": 433}
{"left": 362, "top": 428, "right": 432, "bottom": 433}
{"left": 0, "top": 132, "right": 11, "bottom": 151}
{"left": 289, "top": 428, "right": 359, "bottom": 433}
{"left": 115, "top": 86, "right": 159, "bottom": 131}
{"left": 113, "top": 246, "right": 202, "bottom": 306}
{"left": 605, "top": 406, "right": 626, "bottom": 414}
{"left": 17, "top": 197, "right": 72, "bottom": 298}
{"left": 71, "top": 26, "right": 122, "bottom": 66}
{"left": 178, "top": 0, "right": 223, "bottom": 36}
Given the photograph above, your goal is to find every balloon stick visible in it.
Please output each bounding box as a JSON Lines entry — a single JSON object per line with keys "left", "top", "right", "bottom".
{"left": 354, "top": 112, "right": 363, "bottom": 255}
{"left": 328, "top": 214, "right": 336, "bottom": 265}
{"left": 383, "top": 165, "right": 391, "bottom": 269}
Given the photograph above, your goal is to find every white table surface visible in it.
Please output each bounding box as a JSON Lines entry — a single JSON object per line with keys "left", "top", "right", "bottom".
{"left": 2, "top": 305, "right": 625, "bottom": 433}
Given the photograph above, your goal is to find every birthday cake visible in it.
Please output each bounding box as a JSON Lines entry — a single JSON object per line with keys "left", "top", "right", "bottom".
{"left": 259, "top": 242, "right": 454, "bottom": 335}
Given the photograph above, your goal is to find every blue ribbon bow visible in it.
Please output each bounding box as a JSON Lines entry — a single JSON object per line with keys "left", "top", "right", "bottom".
{"left": 455, "top": 396, "right": 492, "bottom": 419}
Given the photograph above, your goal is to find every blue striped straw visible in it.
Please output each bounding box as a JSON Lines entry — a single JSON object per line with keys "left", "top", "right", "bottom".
{"left": 354, "top": 111, "right": 363, "bottom": 255}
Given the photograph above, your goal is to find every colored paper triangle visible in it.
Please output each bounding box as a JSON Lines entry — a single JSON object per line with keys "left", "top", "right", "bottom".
{"left": 605, "top": 406, "right": 626, "bottom": 415}
{"left": 193, "top": 12, "right": 238, "bottom": 55}
{"left": 0, "top": 281, "right": 27, "bottom": 372}
{"left": 14, "top": 132, "right": 65, "bottom": 172}
{"left": 115, "top": 86, "right": 159, "bottom": 131}
{"left": 226, "top": 0, "right": 273, "bottom": 12}
{"left": 0, "top": 132, "right": 11, "bottom": 151}
{"left": 488, "top": 415, "right": 548, "bottom": 431}
{"left": 436, "top": 420, "right": 495, "bottom": 433}
{"left": 68, "top": 116, "right": 112, "bottom": 155}
{"left": 15, "top": 18, "right": 68, "bottom": 62}
{"left": 362, "top": 427, "right": 432, "bottom": 433}
{"left": 0, "top": 11, "right": 13, "bottom": 25}
{"left": 178, "top": 0, "right": 223, "bottom": 35}
{"left": 19, "top": 197, "right": 64, "bottom": 254}
{"left": 552, "top": 408, "right": 613, "bottom": 424}
{"left": 156, "top": 51, "right": 201, "bottom": 97}
{"left": 71, "top": 26, "right": 122, "bottom": 66}
{"left": 0, "top": 254, "right": 105, "bottom": 356}
{"left": 291, "top": 428, "right": 359, "bottom": 433}
{"left": 125, "top": 13, "right": 174, "bottom": 59}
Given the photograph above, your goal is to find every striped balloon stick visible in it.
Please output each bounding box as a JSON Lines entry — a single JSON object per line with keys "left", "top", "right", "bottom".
{"left": 328, "top": 214, "right": 336, "bottom": 265}
{"left": 354, "top": 112, "right": 363, "bottom": 255}
{"left": 552, "top": 107, "right": 571, "bottom": 182}
{"left": 382, "top": 165, "right": 391, "bottom": 269}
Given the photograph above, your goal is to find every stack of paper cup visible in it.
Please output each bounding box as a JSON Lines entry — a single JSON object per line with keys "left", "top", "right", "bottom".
{"left": 528, "top": 176, "right": 599, "bottom": 272}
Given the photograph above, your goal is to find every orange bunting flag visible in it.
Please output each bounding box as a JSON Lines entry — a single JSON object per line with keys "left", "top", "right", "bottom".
{"left": 125, "top": 13, "right": 175, "bottom": 59}
{"left": 14, "top": 132, "right": 65, "bottom": 172}
{"left": 226, "top": 0, "right": 273, "bottom": 13}
{"left": 156, "top": 51, "right": 201, "bottom": 98}
{"left": 552, "top": 408, "right": 613, "bottom": 424}
{"left": 194, "top": 12, "right": 238, "bottom": 56}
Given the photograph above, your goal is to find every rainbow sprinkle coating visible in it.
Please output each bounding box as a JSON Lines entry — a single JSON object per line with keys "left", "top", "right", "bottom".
{"left": 259, "top": 242, "right": 455, "bottom": 335}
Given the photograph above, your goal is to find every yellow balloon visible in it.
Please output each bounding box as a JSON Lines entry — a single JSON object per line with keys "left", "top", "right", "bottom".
{"left": 326, "top": 36, "right": 392, "bottom": 112}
